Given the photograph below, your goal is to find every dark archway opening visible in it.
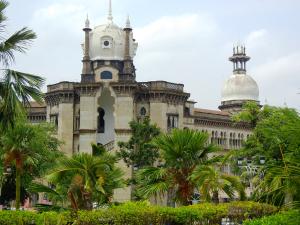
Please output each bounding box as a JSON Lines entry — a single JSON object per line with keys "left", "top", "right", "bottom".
{"left": 97, "top": 107, "right": 105, "bottom": 133}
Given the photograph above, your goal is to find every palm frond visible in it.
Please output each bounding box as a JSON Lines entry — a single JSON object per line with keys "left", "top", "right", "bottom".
{"left": 0, "top": 27, "right": 36, "bottom": 66}
{"left": 0, "top": 0, "right": 8, "bottom": 30}
{"left": 27, "top": 182, "right": 62, "bottom": 200}
{"left": 0, "top": 69, "right": 44, "bottom": 128}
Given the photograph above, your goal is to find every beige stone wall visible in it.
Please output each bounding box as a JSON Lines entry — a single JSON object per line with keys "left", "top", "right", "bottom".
{"left": 149, "top": 102, "right": 184, "bottom": 131}
{"left": 58, "top": 103, "right": 74, "bottom": 156}
{"left": 79, "top": 95, "right": 98, "bottom": 154}
{"left": 114, "top": 96, "right": 134, "bottom": 129}
{"left": 149, "top": 102, "right": 167, "bottom": 131}
{"left": 113, "top": 131, "right": 133, "bottom": 202}
{"left": 113, "top": 94, "right": 135, "bottom": 202}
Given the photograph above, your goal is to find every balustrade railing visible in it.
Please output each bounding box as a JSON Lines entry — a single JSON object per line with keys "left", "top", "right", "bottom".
{"left": 139, "top": 81, "right": 184, "bottom": 92}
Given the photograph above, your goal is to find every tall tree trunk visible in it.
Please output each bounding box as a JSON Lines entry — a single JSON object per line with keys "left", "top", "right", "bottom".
{"left": 167, "top": 188, "right": 176, "bottom": 207}
{"left": 212, "top": 191, "right": 219, "bottom": 204}
{"left": 15, "top": 158, "right": 22, "bottom": 210}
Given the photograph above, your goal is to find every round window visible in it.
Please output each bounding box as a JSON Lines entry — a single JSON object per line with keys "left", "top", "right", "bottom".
{"left": 140, "top": 107, "right": 146, "bottom": 116}
{"left": 103, "top": 40, "right": 110, "bottom": 47}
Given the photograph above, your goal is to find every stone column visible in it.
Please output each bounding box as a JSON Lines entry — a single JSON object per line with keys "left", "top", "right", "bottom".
{"left": 79, "top": 87, "right": 99, "bottom": 154}
{"left": 58, "top": 102, "right": 74, "bottom": 156}
{"left": 113, "top": 94, "right": 135, "bottom": 202}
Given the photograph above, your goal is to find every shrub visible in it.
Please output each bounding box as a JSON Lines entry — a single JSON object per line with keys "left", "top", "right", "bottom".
{"left": 0, "top": 201, "right": 277, "bottom": 225}
{"left": 243, "top": 210, "right": 300, "bottom": 225}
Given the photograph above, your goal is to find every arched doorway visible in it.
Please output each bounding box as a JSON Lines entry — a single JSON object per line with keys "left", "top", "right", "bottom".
{"left": 96, "top": 88, "right": 115, "bottom": 145}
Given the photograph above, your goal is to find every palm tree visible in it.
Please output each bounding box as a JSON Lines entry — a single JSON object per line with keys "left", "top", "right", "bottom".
{"left": 190, "top": 165, "right": 245, "bottom": 203}
{"left": 252, "top": 156, "right": 300, "bottom": 208}
{"left": 0, "top": 121, "right": 61, "bottom": 210}
{"left": 46, "top": 144, "right": 124, "bottom": 210}
{"left": 136, "top": 129, "right": 219, "bottom": 206}
{"left": 0, "top": 0, "right": 44, "bottom": 129}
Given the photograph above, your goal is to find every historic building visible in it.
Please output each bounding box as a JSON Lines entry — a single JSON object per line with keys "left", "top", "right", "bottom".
{"left": 28, "top": 1, "right": 260, "bottom": 202}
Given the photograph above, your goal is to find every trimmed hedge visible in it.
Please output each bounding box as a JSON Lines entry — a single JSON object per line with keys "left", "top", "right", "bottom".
{"left": 243, "top": 210, "right": 300, "bottom": 225}
{"left": 0, "top": 201, "right": 277, "bottom": 225}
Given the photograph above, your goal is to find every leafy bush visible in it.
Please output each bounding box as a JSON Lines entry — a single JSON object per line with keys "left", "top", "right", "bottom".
{"left": 0, "top": 201, "right": 277, "bottom": 225}
{"left": 243, "top": 210, "right": 300, "bottom": 225}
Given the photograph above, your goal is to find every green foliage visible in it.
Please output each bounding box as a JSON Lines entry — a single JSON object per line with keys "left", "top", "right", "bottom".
{"left": 0, "top": 210, "right": 72, "bottom": 225}
{"left": 0, "top": 0, "right": 44, "bottom": 129}
{"left": 232, "top": 101, "right": 261, "bottom": 127}
{"left": 232, "top": 104, "right": 300, "bottom": 207}
{"left": 243, "top": 210, "right": 300, "bottom": 225}
{"left": 191, "top": 165, "right": 245, "bottom": 203}
{"left": 117, "top": 117, "right": 161, "bottom": 168}
{"left": 0, "top": 201, "right": 277, "bottom": 225}
{"left": 34, "top": 144, "right": 125, "bottom": 210}
{"left": 0, "top": 121, "right": 61, "bottom": 209}
{"left": 136, "top": 129, "right": 220, "bottom": 205}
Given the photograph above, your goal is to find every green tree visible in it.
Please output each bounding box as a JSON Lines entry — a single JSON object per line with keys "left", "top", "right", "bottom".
{"left": 117, "top": 117, "right": 161, "bottom": 168}
{"left": 191, "top": 165, "right": 245, "bottom": 203}
{"left": 45, "top": 144, "right": 124, "bottom": 210}
{"left": 233, "top": 105, "right": 300, "bottom": 207}
{"left": 0, "top": 0, "right": 44, "bottom": 129}
{"left": 136, "top": 129, "right": 219, "bottom": 206}
{"left": 232, "top": 101, "right": 262, "bottom": 127}
{"left": 0, "top": 121, "right": 61, "bottom": 210}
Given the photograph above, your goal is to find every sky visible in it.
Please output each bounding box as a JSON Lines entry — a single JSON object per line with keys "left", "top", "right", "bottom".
{"left": 5, "top": 0, "right": 300, "bottom": 110}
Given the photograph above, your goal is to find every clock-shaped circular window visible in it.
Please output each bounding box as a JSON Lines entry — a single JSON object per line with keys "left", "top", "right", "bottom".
{"left": 103, "top": 40, "right": 110, "bottom": 47}
{"left": 140, "top": 107, "right": 146, "bottom": 116}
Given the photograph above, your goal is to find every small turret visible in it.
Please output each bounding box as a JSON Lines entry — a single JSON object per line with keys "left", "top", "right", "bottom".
{"left": 81, "top": 15, "right": 94, "bottom": 83}
{"left": 229, "top": 44, "right": 250, "bottom": 74}
{"left": 122, "top": 15, "right": 135, "bottom": 79}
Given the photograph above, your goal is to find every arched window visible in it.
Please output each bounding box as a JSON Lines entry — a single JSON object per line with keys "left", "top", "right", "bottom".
{"left": 101, "top": 71, "right": 112, "bottom": 79}
{"left": 97, "top": 107, "right": 105, "bottom": 133}
{"left": 140, "top": 107, "right": 146, "bottom": 116}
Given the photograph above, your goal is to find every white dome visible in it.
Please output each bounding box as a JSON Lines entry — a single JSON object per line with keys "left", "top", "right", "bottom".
{"left": 88, "top": 21, "right": 138, "bottom": 61}
{"left": 221, "top": 73, "right": 259, "bottom": 102}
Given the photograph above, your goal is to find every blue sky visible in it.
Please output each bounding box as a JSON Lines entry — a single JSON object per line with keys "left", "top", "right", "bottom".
{"left": 6, "top": 0, "right": 300, "bottom": 109}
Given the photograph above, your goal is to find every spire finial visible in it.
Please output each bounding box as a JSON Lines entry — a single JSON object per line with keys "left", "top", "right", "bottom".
{"left": 85, "top": 14, "right": 90, "bottom": 28}
{"left": 125, "top": 15, "right": 131, "bottom": 28}
{"left": 108, "top": 0, "right": 113, "bottom": 22}
{"left": 229, "top": 43, "right": 250, "bottom": 74}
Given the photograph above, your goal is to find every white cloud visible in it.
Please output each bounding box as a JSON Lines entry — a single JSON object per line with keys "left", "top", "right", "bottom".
{"left": 244, "top": 29, "right": 270, "bottom": 53}
{"left": 245, "top": 29, "right": 268, "bottom": 44}
{"left": 33, "top": 3, "right": 85, "bottom": 19}
{"left": 131, "top": 13, "right": 225, "bottom": 109}
{"left": 251, "top": 53, "right": 300, "bottom": 109}
{"left": 135, "top": 14, "right": 217, "bottom": 47}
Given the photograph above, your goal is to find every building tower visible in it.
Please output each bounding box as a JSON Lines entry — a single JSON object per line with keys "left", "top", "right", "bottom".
{"left": 219, "top": 45, "right": 260, "bottom": 113}
{"left": 122, "top": 16, "right": 135, "bottom": 80}
{"left": 80, "top": 0, "right": 138, "bottom": 83}
{"left": 81, "top": 15, "right": 93, "bottom": 83}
